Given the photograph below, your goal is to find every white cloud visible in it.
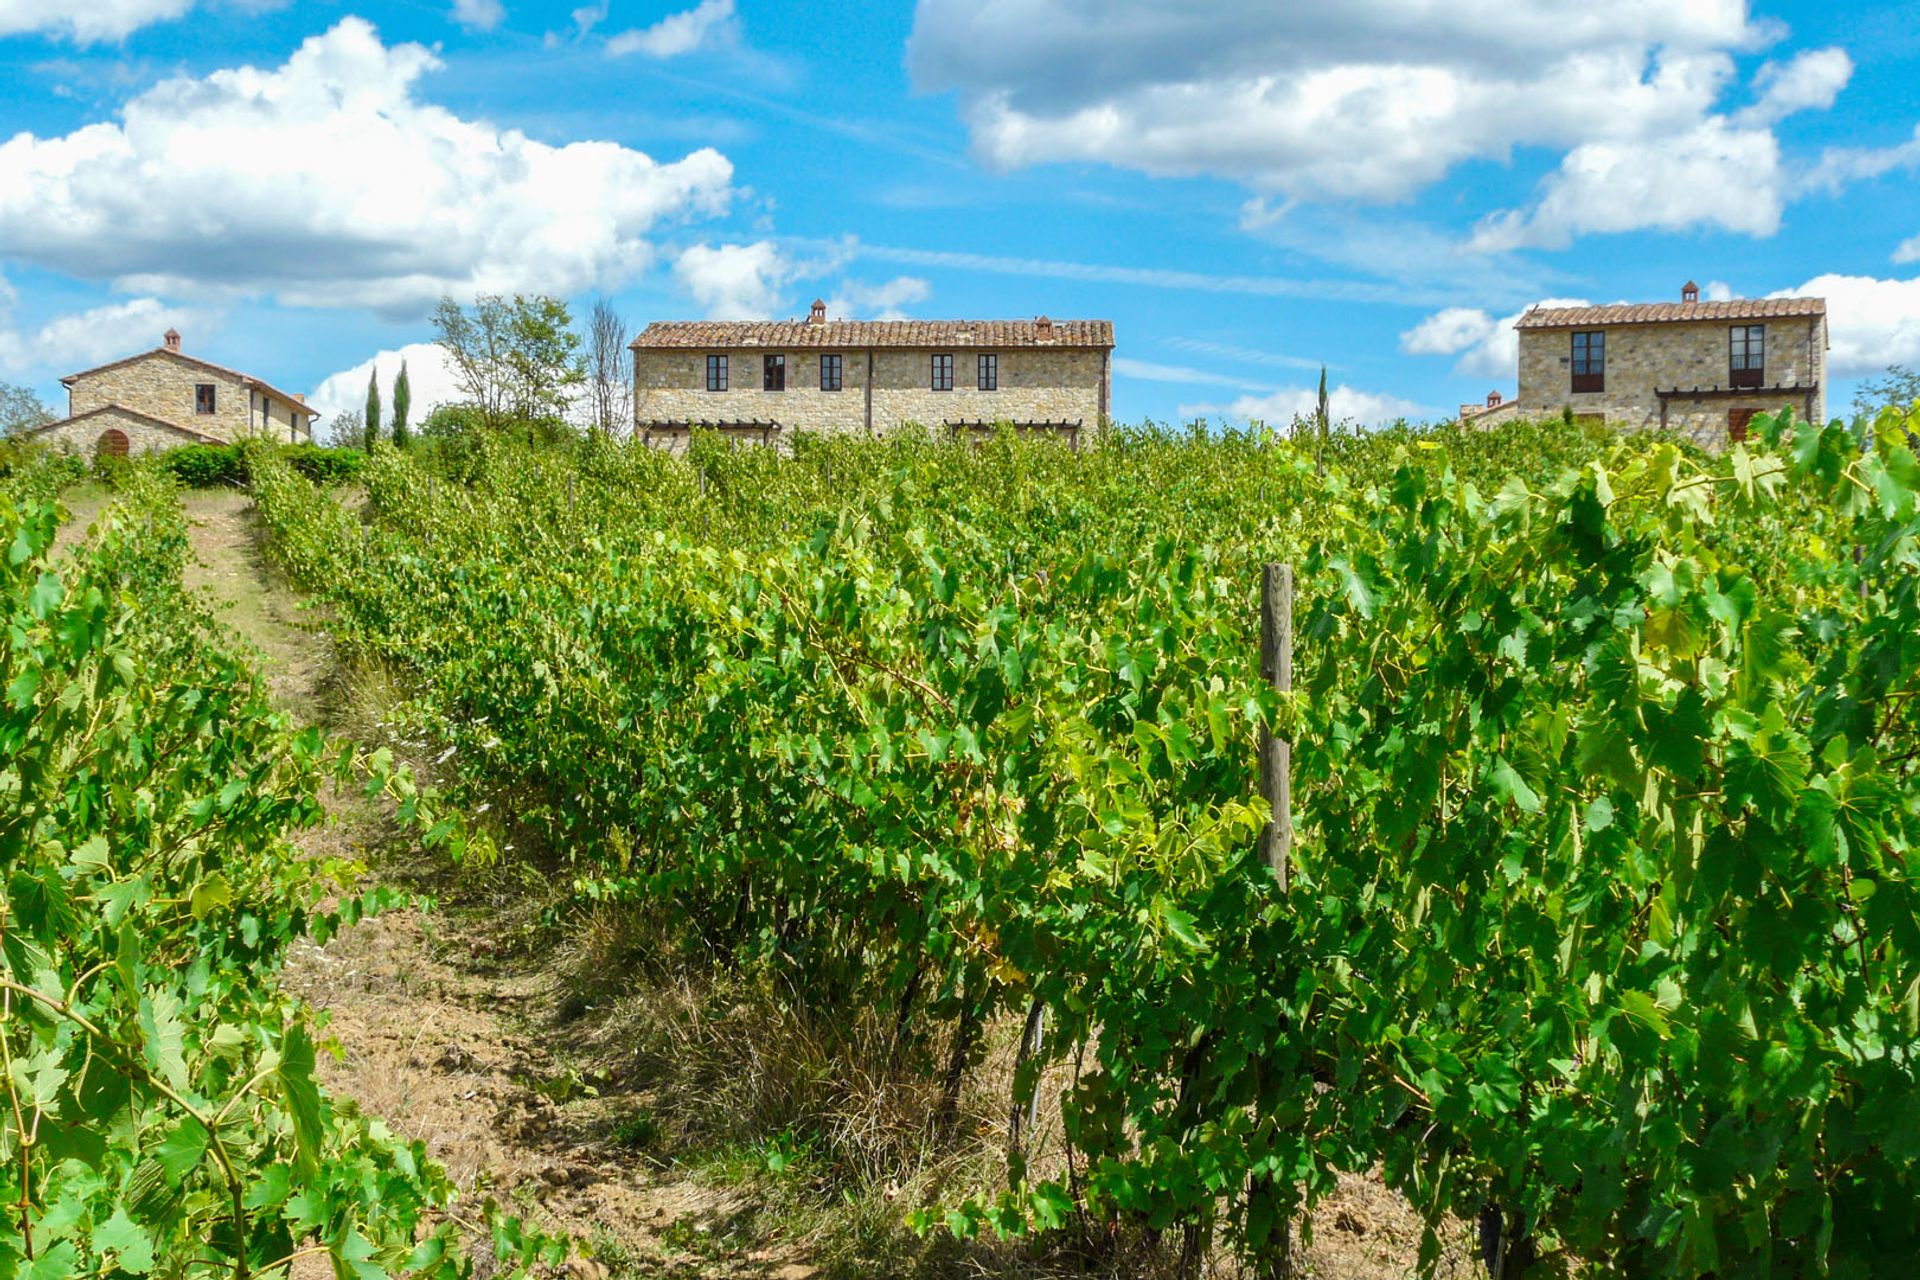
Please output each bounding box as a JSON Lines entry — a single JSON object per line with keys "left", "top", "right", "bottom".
{"left": 450, "top": 0, "right": 505, "bottom": 33}
{"left": 1400, "top": 297, "right": 1591, "bottom": 378}
{"left": 826, "top": 276, "right": 930, "bottom": 320}
{"left": 1473, "top": 120, "right": 1783, "bottom": 251}
{"left": 1704, "top": 280, "right": 1735, "bottom": 301}
{"left": 0, "top": 18, "right": 736, "bottom": 317}
{"left": 673, "top": 241, "right": 790, "bottom": 319}
{"left": 607, "top": 0, "right": 736, "bottom": 58}
{"left": 308, "top": 341, "right": 464, "bottom": 443}
{"left": 1400, "top": 307, "right": 1499, "bottom": 358}
{"left": 1735, "top": 47, "right": 1852, "bottom": 126}
{"left": 1811, "top": 124, "right": 1920, "bottom": 195}
{"left": 1181, "top": 383, "right": 1424, "bottom": 428}
{"left": 1773, "top": 274, "right": 1920, "bottom": 377}
{"left": 0, "top": 0, "right": 195, "bottom": 43}
{"left": 910, "top": 0, "right": 1772, "bottom": 205}
{"left": 910, "top": 2, "right": 1859, "bottom": 247}
{"left": 0, "top": 296, "right": 199, "bottom": 377}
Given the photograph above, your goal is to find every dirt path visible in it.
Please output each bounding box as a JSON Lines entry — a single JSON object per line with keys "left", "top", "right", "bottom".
{"left": 177, "top": 490, "right": 812, "bottom": 1280}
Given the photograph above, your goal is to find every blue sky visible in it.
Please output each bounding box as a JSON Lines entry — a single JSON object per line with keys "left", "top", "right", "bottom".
{"left": 3, "top": 0, "right": 1920, "bottom": 437}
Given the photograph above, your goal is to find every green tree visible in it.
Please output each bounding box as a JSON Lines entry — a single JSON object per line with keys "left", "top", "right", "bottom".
{"left": 1854, "top": 364, "right": 1920, "bottom": 415}
{"left": 432, "top": 294, "right": 585, "bottom": 431}
{"left": 0, "top": 380, "right": 54, "bottom": 436}
{"left": 364, "top": 366, "right": 382, "bottom": 450}
{"left": 392, "top": 360, "right": 412, "bottom": 450}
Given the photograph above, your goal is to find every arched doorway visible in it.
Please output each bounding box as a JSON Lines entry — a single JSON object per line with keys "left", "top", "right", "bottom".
{"left": 96, "top": 429, "right": 130, "bottom": 458}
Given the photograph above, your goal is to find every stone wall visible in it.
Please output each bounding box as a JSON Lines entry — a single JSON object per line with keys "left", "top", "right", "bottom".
{"left": 29, "top": 407, "right": 217, "bottom": 457}
{"left": 1515, "top": 316, "right": 1827, "bottom": 448}
{"left": 634, "top": 346, "right": 1108, "bottom": 444}
{"left": 66, "top": 352, "right": 313, "bottom": 445}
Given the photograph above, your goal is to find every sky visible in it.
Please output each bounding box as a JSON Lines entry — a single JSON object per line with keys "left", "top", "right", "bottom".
{"left": 3, "top": 0, "right": 1920, "bottom": 440}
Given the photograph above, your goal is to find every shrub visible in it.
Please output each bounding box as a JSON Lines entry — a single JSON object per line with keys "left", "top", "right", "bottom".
{"left": 163, "top": 443, "right": 247, "bottom": 487}
{"left": 161, "top": 442, "right": 365, "bottom": 488}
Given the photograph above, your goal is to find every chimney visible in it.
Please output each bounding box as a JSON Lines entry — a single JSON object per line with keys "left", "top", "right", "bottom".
{"left": 808, "top": 299, "right": 827, "bottom": 325}
{"left": 163, "top": 328, "right": 181, "bottom": 352}
{"left": 1487, "top": 390, "right": 1503, "bottom": 407}
{"left": 1034, "top": 315, "right": 1054, "bottom": 340}
{"left": 1681, "top": 281, "right": 1699, "bottom": 304}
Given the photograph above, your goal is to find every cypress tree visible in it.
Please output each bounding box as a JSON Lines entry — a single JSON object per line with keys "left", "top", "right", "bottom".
{"left": 365, "top": 367, "right": 382, "bottom": 450}
{"left": 1316, "top": 365, "right": 1330, "bottom": 472}
{"left": 392, "top": 360, "right": 412, "bottom": 450}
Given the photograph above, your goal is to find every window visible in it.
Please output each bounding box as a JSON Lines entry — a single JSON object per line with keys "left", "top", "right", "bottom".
{"left": 977, "top": 354, "right": 998, "bottom": 391}
{"left": 820, "top": 353, "right": 843, "bottom": 392}
{"left": 706, "top": 354, "right": 728, "bottom": 392}
{"left": 763, "top": 354, "right": 785, "bottom": 392}
{"left": 1730, "top": 325, "right": 1765, "bottom": 388}
{"left": 931, "top": 353, "right": 954, "bottom": 391}
{"left": 195, "top": 383, "right": 217, "bottom": 414}
{"left": 1729, "top": 408, "right": 1757, "bottom": 444}
{"left": 1570, "top": 331, "right": 1604, "bottom": 393}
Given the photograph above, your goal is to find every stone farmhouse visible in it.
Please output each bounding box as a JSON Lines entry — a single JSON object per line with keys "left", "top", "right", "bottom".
{"left": 629, "top": 302, "right": 1114, "bottom": 450}
{"left": 1509, "top": 283, "right": 1827, "bottom": 446}
{"left": 22, "top": 329, "right": 319, "bottom": 456}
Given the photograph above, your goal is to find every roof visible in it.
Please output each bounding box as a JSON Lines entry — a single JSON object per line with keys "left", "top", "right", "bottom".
{"left": 630, "top": 318, "right": 1114, "bottom": 350}
{"left": 21, "top": 404, "right": 227, "bottom": 445}
{"left": 1516, "top": 296, "right": 1826, "bottom": 330}
{"left": 61, "top": 347, "right": 322, "bottom": 419}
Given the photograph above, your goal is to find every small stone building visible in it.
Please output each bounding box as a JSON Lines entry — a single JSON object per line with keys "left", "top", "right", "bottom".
{"left": 1513, "top": 284, "right": 1827, "bottom": 447}
{"left": 21, "top": 329, "right": 319, "bottom": 457}
{"left": 629, "top": 303, "right": 1114, "bottom": 450}
{"left": 1459, "top": 390, "right": 1520, "bottom": 427}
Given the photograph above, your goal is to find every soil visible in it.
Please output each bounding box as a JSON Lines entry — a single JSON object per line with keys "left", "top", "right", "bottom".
{"left": 176, "top": 489, "right": 800, "bottom": 1278}
{"left": 164, "top": 486, "right": 1481, "bottom": 1280}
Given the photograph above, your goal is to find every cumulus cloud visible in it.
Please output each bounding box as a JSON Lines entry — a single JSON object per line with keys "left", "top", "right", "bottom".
{"left": 0, "top": 295, "right": 200, "bottom": 378}
{"left": 308, "top": 341, "right": 464, "bottom": 442}
{"left": 1472, "top": 120, "right": 1783, "bottom": 251}
{"left": 0, "top": 0, "right": 195, "bottom": 43}
{"left": 827, "top": 276, "right": 930, "bottom": 320}
{"left": 1399, "top": 297, "right": 1592, "bottom": 378}
{"left": 1735, "top": 47, "right": 1852, "bottom": 126}
{"left": 912, "top": 1, "right": 1774, "bottom": 202}
{"left": 673, "top": 241, "right": 790, "bottom": 319}
{"left": 909, "top": 2, "right": 1857, "bottom": 246}
{"left": 1181, "top": 383, "right": 1424, "bottom": 428}
{"left": 607, "top": 0, "right": 736, "bottom": 58}
{"left": 449, "top": 0, "right": 505, "bottom": 33}
{"left": 0, "top": 18, "right": 736, "bottom": 316}
{"left": 1773, "top": 274, "right": 1920, "bottom": 376}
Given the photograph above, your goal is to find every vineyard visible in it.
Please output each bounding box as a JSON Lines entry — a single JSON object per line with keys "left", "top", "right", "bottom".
{"left": 0, "top": 466, "right": 559, "bottom": 1274}
{"left": 4, "top": 408, "right": 1918, "bottom": 1277}
{"left": 232, "top": 410, "right": 1920, "bottom": 1277}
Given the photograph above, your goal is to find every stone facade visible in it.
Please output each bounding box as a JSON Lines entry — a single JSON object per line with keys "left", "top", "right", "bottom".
{"left": 1513, "top": 290, "right": 1827, "bottom": 450}
{"left": 25, "top": 405, "right": 224, "bottom": 457}
{"left": 631, "top": 309, "right": 1113, "bottom": 452}
{"left": 48, "top": 331, "right": 317, "bottom": 454}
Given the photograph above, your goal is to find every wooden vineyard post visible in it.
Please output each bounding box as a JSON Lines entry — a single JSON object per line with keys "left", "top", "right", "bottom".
{"left": 1260, "top": 563, "right": 1293, "bottom": 891}
{"left": 1254, "top": 561, "right": 1297, "bottom": 1276}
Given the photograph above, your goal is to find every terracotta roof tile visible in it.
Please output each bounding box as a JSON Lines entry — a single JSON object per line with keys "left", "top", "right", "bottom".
{"left": 630, "top": 318, "right": 1114, "bottom": 350}
{"left": 1515, "top": 297, "right": 1826, "bottom": 329}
